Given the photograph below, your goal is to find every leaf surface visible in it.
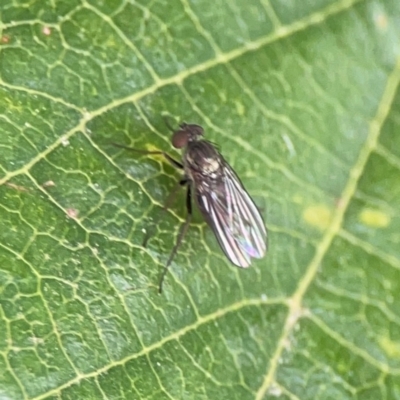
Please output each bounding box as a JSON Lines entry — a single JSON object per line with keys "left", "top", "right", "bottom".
{"left": 1, "top": 0, "right": 400, "bottom": 399}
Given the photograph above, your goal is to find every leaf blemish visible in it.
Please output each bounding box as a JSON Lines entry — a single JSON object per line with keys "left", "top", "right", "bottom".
{"left": 66, "top": 208, "right": 79, "bottom": 219}
{"left": 359, "top": 208, "right": 390, "bottom": 228}
{"left": 378, "top": 336, "right": 400, "bottom": 359}
{"left": 302, "top": 204, "right": 333, "bottom": 231}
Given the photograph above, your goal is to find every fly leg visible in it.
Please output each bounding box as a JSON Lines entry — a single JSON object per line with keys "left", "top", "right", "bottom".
{"left": 142, "top": 178, "right": 188, "bottom": 247}
{"left": 158, "top": 183, "right": 192, "bottom": 293}
{"left": 111, "top": 142, "right": 183, "bottom": 170}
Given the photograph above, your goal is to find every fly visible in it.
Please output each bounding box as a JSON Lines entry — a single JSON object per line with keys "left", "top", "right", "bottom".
{"left": 113, "top": 122, "right": 267, "bottom": 293}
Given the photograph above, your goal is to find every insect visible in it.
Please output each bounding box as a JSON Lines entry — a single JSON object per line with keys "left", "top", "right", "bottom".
{"left": 114, "top": 122, "right": 267, "bottom": 293}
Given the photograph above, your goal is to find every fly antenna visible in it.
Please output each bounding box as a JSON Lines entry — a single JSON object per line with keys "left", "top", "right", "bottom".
{"left": 162, "top": 113, "right": 177, "bottom": 132}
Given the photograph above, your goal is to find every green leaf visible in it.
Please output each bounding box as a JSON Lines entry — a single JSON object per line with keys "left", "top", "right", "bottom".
{"left": 1, "top": 0, "right": 400, "bottom": 398}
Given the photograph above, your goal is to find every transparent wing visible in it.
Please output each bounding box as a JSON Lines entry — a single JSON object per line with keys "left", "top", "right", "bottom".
{"left": 196, "top": 162, "right": 267, "bottom": 267}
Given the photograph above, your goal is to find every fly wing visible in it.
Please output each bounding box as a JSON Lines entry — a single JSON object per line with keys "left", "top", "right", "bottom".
{"left": 196, "top": 161, "right": 267, "bottom": 267}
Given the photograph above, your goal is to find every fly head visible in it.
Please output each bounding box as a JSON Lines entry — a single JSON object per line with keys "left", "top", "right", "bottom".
{"left": 171, "top": 123, "right": 204, "bottom": 149}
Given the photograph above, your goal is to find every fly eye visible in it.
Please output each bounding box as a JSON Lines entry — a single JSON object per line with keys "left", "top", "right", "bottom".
{"left": 172, "top": 130, "right": 188, "bottom": 148}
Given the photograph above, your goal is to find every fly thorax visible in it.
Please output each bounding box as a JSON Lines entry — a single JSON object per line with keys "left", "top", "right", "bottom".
{"left": 202, "top": 157, "right": 221, "bottom": 178}
{"left": 184, "top": 141, "right": 221, "bottom": 178}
